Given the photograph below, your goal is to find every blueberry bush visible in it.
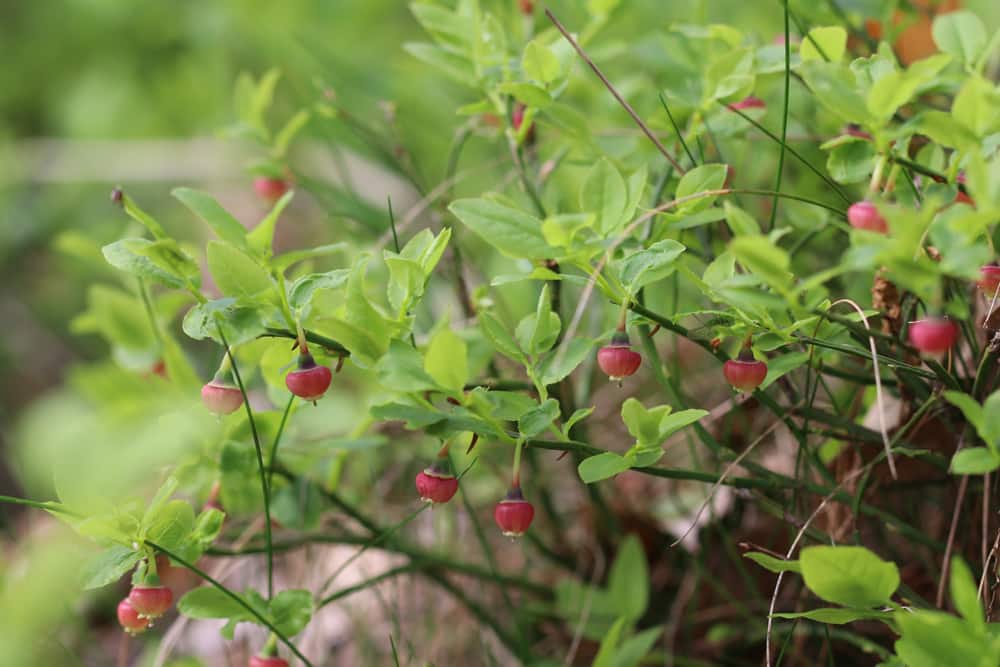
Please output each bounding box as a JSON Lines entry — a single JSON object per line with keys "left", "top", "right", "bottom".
{"left": 4, "top": 1, "right": 1000, "bottom": 665}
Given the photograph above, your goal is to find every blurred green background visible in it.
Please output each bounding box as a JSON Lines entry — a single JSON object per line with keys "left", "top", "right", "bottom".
{"left": 0, "top": 1, "right": 997, "bottom": 664}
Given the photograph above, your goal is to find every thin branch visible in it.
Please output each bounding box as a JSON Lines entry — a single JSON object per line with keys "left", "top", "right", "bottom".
{"left": 546, "top": 9, "right": 685, "bottom": 173}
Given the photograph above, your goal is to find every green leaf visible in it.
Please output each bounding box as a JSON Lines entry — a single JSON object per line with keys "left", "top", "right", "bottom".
{"left": 826, "top": 140, "right": 877, "bottom": 184}
{"left": 730, "top": 235, "right": 792, "bottom": 290}
{"left": 206, "top": 241, "right": 275, "bottom": 301}
{"left": 800, "top": 545, "right": 899, "bottom": 608}
{"left": 479, "top": 312, "right": 525, "bottom": 361}
{"left": 144, "top": 500, "right": 196, "bottom": 552}
{"left": 723, "top": 202, "right": 760, "bottom": 236}
{"left": 907, "top": 111, "right": 978, "bottom": 150}
{"left": 376, "top": 340, "right": 439, "bottom": 393}
{"left": 675, "top": 164, "right": 728, "bottom": 214}
{"left": 178, "top": 587, "right": 257, "bottom": 623}
{"left": 102, "top": 239, "right": 197, "bottom": 290}
{"left": 449, "top": 199, "right": 554, "bottom": 259}
{"left": 581, "top": 159, "right": 627, "bottom": 235}
{"left": 949, "top": 448, "right": 1000, "bottom": 475}
{"left": 618, "top": 240, "right": 686, "bottom": 294}
{"left": 172, "top": 188, "right": 247, "bottom": 248}
{"left": 497, "top": 82, "right": 553, "bottom": 108}
{"left": 950, "top": 557, "right": 985, "bottom": 631}
{"left": 182, "top": 298, "right": 266, "bottom": 346}
{"left": 403, "top": 42, "right": 476, "bottom": 85}
{"left": 538, "top": 338, "right": 594, "bottom": 386}
{"left": 247, "top": 191, "right": 294, "bottom": 258}
{"left": 894, "top": 608, "right": 993, "bottom": 667}
{"left": 981, "top": 391, "right": 1000, "bottom": 450}
{"left": 288, "top": 270, "right": 350, "bottom": 311}
{"left": 81, "top": 546, "right": 141, "bottom": 590}
{"left": 272, "top": 243, "right": 348, "bottom": 271}
{"left": 424, "top": 326, "right": 468, "bottom": 394}
{"left": 274, "top": 110, "right": 310, "bottom": 157}
{"left": 867, "top": 55, "right": 951, "bottom": 122}
{"left": 611, "top": 626, "right": 663, "bottom": 667}
{"left": 744, "top": 552, "right": 802, "bottom": 574}
{"left": 932, "top": 11, "right": 987, "bottom": 69}
{"left": 772, "top": 607, "right": 891, "bottom": 624}
{"left": 801, "top": 26, "right": 847, "bottom": 63}
{"left": 593, "top": 617, "right": 626, "bottom": 667}
{"left": 578, "top": 452, "right": 631, "bottom": 483}
{"left": 943, "top": 391, "right": 989, "bottom": 448}
{"left": 269, "top": 589, "right": 313, "bottom": 637}
{"left": 658, "top": 409, "right": 708, "bottom": 439}
{"left": 563, "top": 407, "right": 594, "bottom": 439}
{"left": 800, "top": 60, "right": 869, "bottom": 124}
{"left": 621, "top": 398, "right": 673, "bottom": 446}
{"left": 608, "top": 535, "right": 649, "bottom": 621}
{"left": 523, "top": 39, "right": 562, "bottom": 84}
{"left": 760, "top": 352, "right": 810, "bottom": 389}
{"left": 519, "top": 399, "right": 560, "bottom": 438}
{"left": 515, "top": 285, "right": 561, "bottom": 355}
{"left": 952, "top": 76, "right": 1000, "bottom": 138}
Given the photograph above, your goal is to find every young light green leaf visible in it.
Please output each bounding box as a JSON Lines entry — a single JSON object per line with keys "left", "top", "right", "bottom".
{"left": 658, "top": 409, "right": 708, "bottom": 439}
{"left": 675, "top": 164, "right": 728, "bottom": 214}
{"left": 744, "top": 552, "right": 802, "bottom": 574}
{"left": 172, "top": 188, "right": 247, "bottom": 248}
{"left": 932, "top": 11, "right": 987, "bottom": 69}
{"left": 247, "top": 190, "right": 294, "bottom": 258}
{"left": 723, "top": 201, "right": 760, "bottom": 236}
{"left": 621, "top": 398, "right": 673, "bottom": 446}
{"left": 523, "top": 39, "right": 562, "bottom": 84}
{"left": 288, "top": 269, "right": 350, "bottom": 311}
{"left": 950, "top": 557, "right": 985, "bottom": 631}
{"left": 578, "top": 452, "right": 631, "bottom": 484}
{"left": 800, "top": 545, "right": 899, "bottom": 608}
{"left": 801, "top": 26, "right": 847, "bottom": 63}
{"left": 424, "top": 326, "right": 468, "bottom": 394}
{"left": 949, "top": 448, "right": 1000, "bottom": 475}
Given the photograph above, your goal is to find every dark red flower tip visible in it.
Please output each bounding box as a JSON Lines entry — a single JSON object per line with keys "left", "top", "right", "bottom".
{"left": 908, "top": 317, "right": 959, "bottom": 356}
{"left": 518, "top": 0, "right": 534, "bottom": 14}
{"left": 843, "top": 124, "right": 873, "bottom": 141}
{"left": 847, "top": 200, "right": 888, "bottom": 234}
{"left": 201, "top": 380, "right": 243, "bottom": 415}
{"left": 250, "top": 657, "right": 289, "bottom": 667}
{"left": 128, "top": 585, "right": 173, "bottom": 619}
{"left": 253, "top": 177, "right": 289, "bottom": 203}
{"left": 723, "top": 359, "right": 768, "bottom": 393}
{"left": 728, "top": 95, "right": 766, "bottom": 111}
{"left": 978, "top": 265, "right": 1000, "bottom": 293}
{"left": 285, "top": 354, "right": 332, "bottom": 400}
{"left": 415, "top": 469, "right": 459, "bottom": 504}
{"left": 117, "top": 599, "right": 150, "bottom": 635}
{"left": 494, "top": 488, "right": 535, "bottom": 538}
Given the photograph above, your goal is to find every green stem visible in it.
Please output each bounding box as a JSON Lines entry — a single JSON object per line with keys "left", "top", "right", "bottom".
{"left": 768, "top": 0, "right": 792, "bottom": 232}
{"left": 146, "top": 541, "right": 312, "bottom": 667}
{"left": 261, "top": 328, "right": 349, "bottom": 356}
{"left": 267, "top": 395, "right": 296, "bottom": 490}
{"left": 217, "top": 325, "right": 274, "bottom": 600}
